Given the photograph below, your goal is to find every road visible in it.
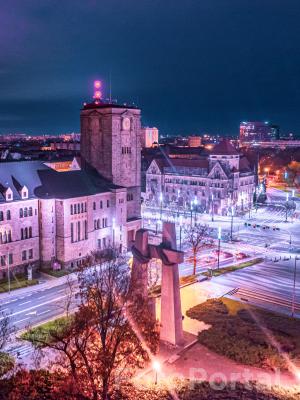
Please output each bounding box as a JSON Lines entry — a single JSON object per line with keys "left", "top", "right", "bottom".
{"left": 207, "top": 258, "right": 300, "bottom": 317}
{"left": 1, "top": 187, "right": 299, "bottom": 359}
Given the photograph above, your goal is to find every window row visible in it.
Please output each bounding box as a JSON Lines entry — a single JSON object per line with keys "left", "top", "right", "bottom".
{"left": 94, "top": 218, "right": 108, "bottom": 230}
{"left": 121, "top": 147, "right": 131, "bottom": 154}
{"left": 93, "top": 199, "right": 110, "bottom": 210}
{"left": 0, "top": 210, "right": 11, "bottom": 221}
{"left": 97, "top": 237, "right": 111, "bottom": 249}
{"left": 22, "top": 249, "right": 34, "bottom": 261}
{"left": 21, "top": 227, "right": 33, "bottom": 240}
{"left": 0, "top": 231, "right": 12, "bottom": 244}
{"left": 127, "top": 193, "right": 134, "bottom": 201}
{"left": 70, "top": 202, "right": 87, "bottom": 215}
{"left": 71, "top": 220, "right": 88, "bottom": 243}
{"left": 0, "top": 254, "right": 13, "bottom": 266}
{"left": 20, "top": 207, "right": 34, "bottom": 218}
{"left": 0, "top": 250, "right": 33, "bottom": 266}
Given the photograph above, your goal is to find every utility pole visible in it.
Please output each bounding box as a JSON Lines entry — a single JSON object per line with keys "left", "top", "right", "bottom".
{"left": 291, "top": 256, "right": 297, "bottom": 318}
{"left": 179, "top": 215, "right": 182, "bottom": 250}
{"left": 7, "top": 253, "right": 10, "bottom": 294}
{"left": 217, "top": 227, "right": 221, "bottom": 270}
{"left": 230, "top": 205, "right": 234, "bottom": 241}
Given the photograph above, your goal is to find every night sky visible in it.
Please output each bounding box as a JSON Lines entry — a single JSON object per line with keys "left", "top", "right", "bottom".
{"left": 1, "top": 0, "right": 300, "bottom": 136}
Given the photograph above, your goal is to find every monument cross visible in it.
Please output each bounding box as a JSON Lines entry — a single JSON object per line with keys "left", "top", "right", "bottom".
{"left": 131, "top": 222, "right": 184, "bottom": 346}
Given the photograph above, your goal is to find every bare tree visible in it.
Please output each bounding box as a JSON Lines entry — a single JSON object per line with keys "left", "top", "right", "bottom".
{"left": 31, "top": 252, "right": 159, "bottom": 400}
{"left": 184, "top": 224, "right": 213, "bottom": 275}
{"left": 0, "top": 307, "right": 14, "bottom": 377}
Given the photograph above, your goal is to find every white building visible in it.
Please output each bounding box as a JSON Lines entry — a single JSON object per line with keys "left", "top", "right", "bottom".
{"left": 145, "top": 140, "right": 255, "bottom": 216}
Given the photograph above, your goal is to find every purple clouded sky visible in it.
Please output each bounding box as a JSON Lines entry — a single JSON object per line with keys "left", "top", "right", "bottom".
{"left": 0, "top": 0, "right": 300, "bottom": 136}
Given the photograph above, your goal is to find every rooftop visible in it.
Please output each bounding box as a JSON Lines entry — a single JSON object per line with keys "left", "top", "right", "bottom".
{"left": 211, "top": 139, "right": 239, "bottom": 156}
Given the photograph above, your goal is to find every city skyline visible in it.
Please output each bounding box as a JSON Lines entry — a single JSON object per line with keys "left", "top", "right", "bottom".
{"left": 1, "top": 1, "right": 300, "bottom": 136}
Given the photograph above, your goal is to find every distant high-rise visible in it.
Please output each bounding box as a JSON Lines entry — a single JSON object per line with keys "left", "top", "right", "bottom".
{"left": 240, "top": 121, "right": 279, "bottom": 143}
{"left": 141, "top": 127, "right": 159, "bottom": 148}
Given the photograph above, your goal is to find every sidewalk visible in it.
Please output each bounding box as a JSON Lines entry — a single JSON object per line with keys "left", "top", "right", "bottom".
{"left": 0, "top": 271, "right": 76, "bottom": 303}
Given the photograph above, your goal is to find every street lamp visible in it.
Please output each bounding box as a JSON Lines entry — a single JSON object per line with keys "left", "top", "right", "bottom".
{"left": 230, "top": 206, "right": 234, "bottom": 241}
{"left": 177, "top": 189, "right": 180, "bottom": 218}
{"left": 159, "top": 192, "right": 163, "bottom": 220}
{"left": 112, "top": 217, "right": 116, "bottom": 247}
{"left": 194, "top": 197, "right": 198, "bottom": 224}
{"left": 7, "top": 253, "right": 10, "bottom": 295}
{"left": 217, "top": 226, "right": 221, "bottom": 270}
{"left": 152, "top": 360, "right": 161, "bottom": 385}
{"left": 292, "top": 189, "right": 295, "bottom": 198}
{"left": 285, "top": 193, "right": 289, "bottom": 223}
{"left": 179, "top": 215, "right": 183, "bottom": 250}
{"left": 292, "top": 256, "right": 298, "bottom": 318}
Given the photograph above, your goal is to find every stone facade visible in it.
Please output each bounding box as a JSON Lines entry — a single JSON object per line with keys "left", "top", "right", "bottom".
{"left": 145, "top": 140, "right": 256, "bottom": 216}
{"left": 0, "top": 100, "right": 142, "bottom": 277}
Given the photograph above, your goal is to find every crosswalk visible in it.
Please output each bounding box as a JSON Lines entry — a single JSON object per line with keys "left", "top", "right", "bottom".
{"left": 7, "top": 343, "right": 34, "bottom": 359}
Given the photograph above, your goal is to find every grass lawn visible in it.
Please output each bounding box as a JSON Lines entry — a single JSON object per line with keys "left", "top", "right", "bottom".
{"left": 187, "top": 298, "right": 300, "bottom": 371}
{"left": 41, "top": 268, "right": 71, "bottom": 278}
{"left": 0, "top": 351, "right": 15, "bottom": 377}
{"left": 149, "top": 274, "right": 198, "bottom": 296}
{"left": 0, "top": 275, "right": 38, "bottom": 293}
{"left": 203, "top": 257, "right": 263, "bottom": 277}
{"left": 20, "top": 315, "right": 73, "bottom": 347}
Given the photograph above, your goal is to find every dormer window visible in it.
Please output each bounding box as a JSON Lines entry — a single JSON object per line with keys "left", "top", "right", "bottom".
{"left": 21, "top": 187, "right": 28, "bottom": 199}
{"left": 5, "top": 187, "right": 13, "bottom": 202}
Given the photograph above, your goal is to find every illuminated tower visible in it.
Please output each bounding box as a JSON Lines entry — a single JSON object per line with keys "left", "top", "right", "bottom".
{"left": 80, "top": 81, "right": 142, "bottom": 221}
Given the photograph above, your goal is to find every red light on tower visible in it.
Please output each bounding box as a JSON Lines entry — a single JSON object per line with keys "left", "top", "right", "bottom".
{"left": 93, "top": 80, "right": 102, "bottom": 102}
{"left": 94, "top": 90, "right": 102, "bottom": 99}
{"left": 94, "top": 80, "right": 101, "bottom": 89}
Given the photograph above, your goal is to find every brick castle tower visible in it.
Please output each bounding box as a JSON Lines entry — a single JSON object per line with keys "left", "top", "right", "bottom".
{"left": 80, "top": 82, "right": 141, "bottom": 225}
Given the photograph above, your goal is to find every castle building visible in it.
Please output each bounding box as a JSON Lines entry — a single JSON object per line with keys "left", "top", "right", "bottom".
{"left": 0, "top": 96, "right": 142, "bottom": 278}
{"left": 145, "top": 140, "right": 255, "bottom": 216}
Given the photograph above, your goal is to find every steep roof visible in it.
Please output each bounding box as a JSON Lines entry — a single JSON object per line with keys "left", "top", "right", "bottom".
{"left": 0, "top": 160, "right": 120, "bottom": 202}
{"left": 152, "top": 157, "right": 208, "bottom": 173}
{"left": 211, "top": 139, "right": 239, "bottom": 155}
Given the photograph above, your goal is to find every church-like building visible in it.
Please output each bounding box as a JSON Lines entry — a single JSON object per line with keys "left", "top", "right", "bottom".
{"left": 145, "top": 140, "right": 255, "bottom": 216}
{"left": 0, "top": 97, "right": 142, "bottom": 278}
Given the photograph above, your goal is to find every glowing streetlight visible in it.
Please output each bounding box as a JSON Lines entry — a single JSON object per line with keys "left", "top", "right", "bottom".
{"left": 230, "top": 206, "right": 234, "bottom": 241}
{"left": 152, "top": 360, "right": 161, "bottom": 385}
{"left": 292, "top": 189, "right": 295, "bottom": 198}
{"left": 217, "top": 226, "right": 222, "bottom": 270}
{"left": 112, "top": 217, "right": 116, "bottom": 247}
{"left": 179, "top": 215, "right": 183, "bottom": 250}
{"left": 159, "top": 193, "right": 163, "bottom": 219}
{"left": 286, "top": 192, "right": 289, "bottom": 202}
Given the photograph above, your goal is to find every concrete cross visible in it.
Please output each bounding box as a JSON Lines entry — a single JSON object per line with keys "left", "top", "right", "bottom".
{"left": 131, "top": 221, "right": 184, "bottom": 346}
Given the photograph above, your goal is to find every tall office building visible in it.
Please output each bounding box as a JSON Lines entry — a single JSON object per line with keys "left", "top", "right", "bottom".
{"left": 240, "top": 121, "right": 279, "bottom": 143}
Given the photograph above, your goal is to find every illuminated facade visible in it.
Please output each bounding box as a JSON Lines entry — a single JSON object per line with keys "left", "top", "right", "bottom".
{"left": 0, "top": 88, "right": 142, "bottom": 276}
{"left": 141, "top": 127, "right": 159, "bottom": 148}
{"left": 146, "top": 140, "right": 255, "bottom": 216}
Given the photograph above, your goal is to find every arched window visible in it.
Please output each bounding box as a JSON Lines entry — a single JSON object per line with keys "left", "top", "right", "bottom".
{"left": 8, "top": 231, "right": 12, "bottom": 243}
{"left": 24, "top": 227, "right": 28, "bottom": 239}
{"left": 29, "top": 227, "right": 32, "bottom": 238}
{"left": 24, "top": 208, "right": 28, "bottom": 217}
{"left": 74, "top": 204, "right": 77, "bottom": 214}
{"left": 6, "top": 210, "right": 11, "bottom": 220}
{"left": 81, "top": 203, "right": 84, "bottom": 213}
{"left": 29, "top": 207, "right": 33, "bottom": 217}
{"left": 0, "top": 211, "right": 3, "bottom": 221}
{"left": 70, "top": 205, "right": 73, "bottom": 215}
